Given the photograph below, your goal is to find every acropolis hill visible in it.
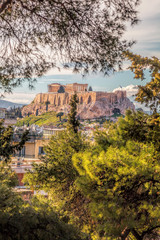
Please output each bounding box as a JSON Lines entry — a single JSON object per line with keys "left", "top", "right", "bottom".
{"left": 22, "top": 83, "right": 135, "bottom": 119}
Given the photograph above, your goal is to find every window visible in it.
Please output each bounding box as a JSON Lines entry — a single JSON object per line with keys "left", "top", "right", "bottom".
{"left": 18, "top": 146, "right": 25, "bottom": 157}
{"left": 39, "top": 147, "right": 44, "bottom": 155}
{"left": 21, "top": 146, "right": 25, "bottom": 156}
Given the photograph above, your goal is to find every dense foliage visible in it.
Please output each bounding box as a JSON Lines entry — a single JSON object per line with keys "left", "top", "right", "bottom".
{"left": 0, "top": 120, "right": 28, "bottom": 162}
{"left": 24, "top": 96, "right": 90, "bottom": 234}
{"left": 24, "top": 109, "right": 160, "bottom": 240}
{"left": 0, "top": 121, "right": 84, "bottom": 240}
{"left": 0, "top": 165, "right": 84, "bottom": 240}
{"left": 0, "top": 0, "right": 140, "bottom": 92}
{"left": 73, "top": 111, "right": 160, "bottom": 239}
{"left": 14, "top": 52, "right": 160, "bottom": 239}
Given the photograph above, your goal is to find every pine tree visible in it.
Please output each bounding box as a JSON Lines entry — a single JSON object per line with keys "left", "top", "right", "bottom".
{"left": 56, "top": 112, "right": 64, "bottom": 122}
{"left": 67, "top": 94, "right": 80, "bottom": 133}
{"left": 88, "top": 86, "right": 93, "bottom": 91}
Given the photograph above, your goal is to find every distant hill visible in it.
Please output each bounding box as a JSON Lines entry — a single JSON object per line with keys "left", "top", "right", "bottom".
{"left": 0, "top": 99, "right": 24, "bottom": 109}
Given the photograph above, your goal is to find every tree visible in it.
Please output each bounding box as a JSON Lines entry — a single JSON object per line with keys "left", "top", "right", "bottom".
{"left": 25, "top": 109, "right": 160, "bottom": 240}
{"left": 73, "top": 140, "right": 160, "bottom": 240}
{"left": 112, "top": 107, "right": 121, "bottom": 115}
{"left": 67, "top": 94, "right": 80, "bottom": 133}
{"left": 0, "top": 123, "right": 84, "bottom": 240}
{"left": 72, "top": 112, "right": 160, "bottom": 239}
{"left": 56, "top": 112, "right": 64, "bottom": 122}
{"left": 45, "top": 100, "right": 50, "bottom": 111}
{"left": 114, "top": 110, "right": 160, "bottom": 150}
{"left": 0, "top": 0, "right": 140, "bottom": 93}
{"left": 24, "top": 129, "right": 90, "bottom": 234}
{"left": 0, "top": 163, "right": 84, "bottom": 240}
{"left": 0, "top": 120, "right": 28, "bottom": 162}
{"left": 88, "top": 86, "right": 93, "bottom": 92}
{"left": 24, "top": 101, "right": 92, "bottom": 236}
{"left": 58, "top": 86, "right": 65, "bottom": 93}
{"left": 125, "top": 51, "right": 160, "bottom": 113}
{"left": 36, "top": 109, "right": 39, "bottom": 116}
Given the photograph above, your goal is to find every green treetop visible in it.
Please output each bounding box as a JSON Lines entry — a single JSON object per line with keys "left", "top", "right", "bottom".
{"left": 72, "top": 112, "right": 160, "bottom": 239}
{"left": 0, "top": 123, "right": 84, "bottom": 240}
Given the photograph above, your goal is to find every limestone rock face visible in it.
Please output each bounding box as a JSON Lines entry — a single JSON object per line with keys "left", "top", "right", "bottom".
{"left": 22, "top": 91, "right": 135, "bottom": 119}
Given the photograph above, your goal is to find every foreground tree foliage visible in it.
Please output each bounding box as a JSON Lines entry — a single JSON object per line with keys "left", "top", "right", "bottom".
{"left": 75, "top": 112, "right": 160, "bottom": 239}
{"left": 24, "top": 129, "right": 92, "bottom": 231}
{"left": 73, "top": 142, "right": 160, "bottom": 240}
{"left": 25, "top": 109, "right": 160, "bottom": 240}
{"left": 125, "top": 52, "right": 160, "bottom": 113}
{"left": 0, "top": 0, "right": 140, "bottom": 92}
{"left": 0, "top": 120, "right": 84, "bottom": 240}
{"left": 24, "top": 95, "right": 93, "bottom": 234}
{"left": 0, "top": 167, "right": 83, "bottom": 240}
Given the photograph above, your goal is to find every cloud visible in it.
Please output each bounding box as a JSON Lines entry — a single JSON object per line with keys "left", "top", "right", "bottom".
{"left": 3, "top": 92, "right": 36, "bottom": 104}
{"left": 113, "top": 84, "right": 139, "bottom": 97}
{"left": 137, "top": 0, "right": 160, "bottom": 19}
{"left": 46, "top": 68, "right": 74, "bottom": 76}
{"left": 38, "top": 78, "right": 70, "bottom": 83}
{"left": 113, "top": 84, "right": 151, "bottom": 111}
{"left": 124, "top": 1, "right": 160, "bottom": 58}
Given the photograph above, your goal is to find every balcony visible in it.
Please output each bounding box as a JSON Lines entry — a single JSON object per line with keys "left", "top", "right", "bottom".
{"left": 13, "top": 134, "right": 43, "bottom": 143}
{"left": 13, "top": 154, "right": 36, "bottom": 159}
{"left": 11, "top": 157, "right": 41, "bottom": 173}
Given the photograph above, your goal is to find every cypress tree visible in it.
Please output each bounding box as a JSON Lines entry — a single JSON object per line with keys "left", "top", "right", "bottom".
{"left": 67, "top": 94, "right": 80, "bottom": 133}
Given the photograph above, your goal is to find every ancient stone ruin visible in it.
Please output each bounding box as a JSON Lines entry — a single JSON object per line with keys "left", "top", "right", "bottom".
{"left": 22, "top": 83, "right": 135, "bottom": 119}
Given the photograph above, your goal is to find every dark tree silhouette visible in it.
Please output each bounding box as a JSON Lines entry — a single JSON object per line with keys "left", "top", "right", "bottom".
{"left": 88, "top": 86, "right": 93, "bottom": 92}
{"left": 56, "top": 112, "right": 64, "bottom": 122}
{"left": 58, "top": 86, "right": 65, "bottom": 93}
{"left": 67, "top": 94, "right": 79, "bottom": 133}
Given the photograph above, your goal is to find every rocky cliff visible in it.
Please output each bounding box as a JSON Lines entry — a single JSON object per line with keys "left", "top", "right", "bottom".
{"left": 22, "top": 91, "right": 135, "bottom": 119}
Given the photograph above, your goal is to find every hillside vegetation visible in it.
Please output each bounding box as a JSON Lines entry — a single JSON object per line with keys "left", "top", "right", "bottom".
{"left": 16, "top": 111, "right": 66, "bottom": 127}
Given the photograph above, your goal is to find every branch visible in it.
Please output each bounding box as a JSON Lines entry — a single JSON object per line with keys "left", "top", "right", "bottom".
{"left": 121, "top": 228, "right": 130, "bottom": 240}
{"left": 131, "top": 229, "right": 142, "bottom": 240}
{"left": 141, "top": 225, "right": 160, "bottom": 239}
{"left": 0, "top": 0, "right": 13, "bottom": 14}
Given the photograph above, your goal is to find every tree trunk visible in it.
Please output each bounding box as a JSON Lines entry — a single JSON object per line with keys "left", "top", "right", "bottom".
{"left": 131, "top": 229, "right": 143, "bottom": 240}
{"left": 121, "top": 228, "right": 130, "bottom": 240}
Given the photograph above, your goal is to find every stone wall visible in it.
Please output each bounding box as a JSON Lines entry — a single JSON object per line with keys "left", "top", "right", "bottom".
{"left": 33, "top": 91, "right": 126, "bottom": 107}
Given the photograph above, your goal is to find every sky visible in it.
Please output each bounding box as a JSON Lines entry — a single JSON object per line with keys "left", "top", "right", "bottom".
{"left": 3, "top": 0, "right": 160, "bottom": 106}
